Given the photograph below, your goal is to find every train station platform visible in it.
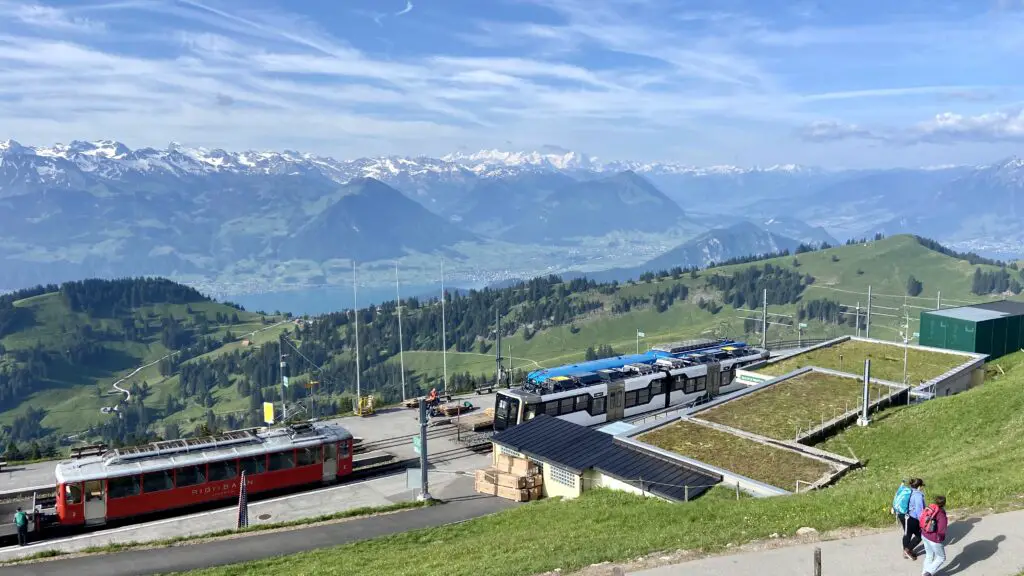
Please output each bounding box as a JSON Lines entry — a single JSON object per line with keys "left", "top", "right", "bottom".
{"left": 0, "top": 392, "right": 498, "bottom": 494}
{"left": 0, "top": 445, "right": 492, "bottom": 564}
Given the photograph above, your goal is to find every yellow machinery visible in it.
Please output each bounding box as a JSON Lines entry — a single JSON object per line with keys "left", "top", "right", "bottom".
{"left": 356, "top": 395, "right": 375, "bottom": 417}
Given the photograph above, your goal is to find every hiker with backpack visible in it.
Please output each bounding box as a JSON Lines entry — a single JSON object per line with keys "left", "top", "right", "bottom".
{"left": 919, "top": 495, "right": 948, "bottom": 576}
{"left": 903, "top": 478, "right": 926, "bottom": 559}
{"left": 892, "top": 479, "right": 913, "bottom": 548}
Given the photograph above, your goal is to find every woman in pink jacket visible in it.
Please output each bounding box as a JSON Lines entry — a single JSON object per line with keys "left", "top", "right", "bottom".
{"left": 920, "top": 495, "right": 948, "bottom": 576}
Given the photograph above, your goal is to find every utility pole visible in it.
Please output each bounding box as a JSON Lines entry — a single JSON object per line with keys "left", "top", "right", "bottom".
{"left": 761, "top": 288, "right": 768, "bottom": 348}
{"left": 866, "top": 285, "right": 872, "bottom": 339}
{"left": 856, "top": 302, "right": 861, "bottom": 338}
{"left": 508, "top": 344, "right": 513, "bottom": 387}
{"left": 417, "top": 398, "right": 432, "bottom": 501}
{"left": 396, "top": 261, "right": 406, "bottom": 403}
{"left": 857, "top": 359, "right": 871, "bottom": 427}
{"left": 901, "top": 308, "right": 910, "bottom": 385}
{"left": 937, "top": 291, "right": 941, "bottom": 310}
{"left": 353, "top": 261, "right": 361, "bottom": 409}
{"left": 279, "top": 334, "right": 288, "bottom": 424}
{"left": 495, "top": 305, "right": 503, "bottom": 390}
{"left": 441, "top": 259, "right": 448, "bottom": 395}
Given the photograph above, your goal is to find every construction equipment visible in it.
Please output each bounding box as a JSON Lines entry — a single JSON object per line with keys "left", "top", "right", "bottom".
{"left": 356, "top": 395, "right": 375, "bottom": 417}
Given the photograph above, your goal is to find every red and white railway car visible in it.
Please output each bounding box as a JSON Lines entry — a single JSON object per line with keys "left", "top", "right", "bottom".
{"left": 54, "top": 422, "right": 353, "bottom": 527}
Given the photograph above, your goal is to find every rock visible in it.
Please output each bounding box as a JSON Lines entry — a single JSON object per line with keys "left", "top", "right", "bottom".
{"left": 770, "top": 533, "right": 780, "bottom": 539}
{"left": 726, "top": 543, "right": 734, "bottom": 548}
{"left": 660, "top": 556, "right": 672, "bottom": 561}
{"left": 796, "top": 527, "right": 818, "bottom": 536}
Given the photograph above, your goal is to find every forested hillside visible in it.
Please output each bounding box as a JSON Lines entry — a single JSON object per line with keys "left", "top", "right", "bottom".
{"left": 3, "top": 234, "right": 1021, "bottom": 459}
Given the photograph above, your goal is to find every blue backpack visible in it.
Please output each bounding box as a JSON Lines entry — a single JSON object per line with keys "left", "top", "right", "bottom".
{"left": 892, "top": 485, "right": 912, "bottom": 515}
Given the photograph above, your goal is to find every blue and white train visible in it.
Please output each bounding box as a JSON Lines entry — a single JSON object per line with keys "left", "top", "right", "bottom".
{"left": 494, "top": 341, "right": 768, "bottom": 431}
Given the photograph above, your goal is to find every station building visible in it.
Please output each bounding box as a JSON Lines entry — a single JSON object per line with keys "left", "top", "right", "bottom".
{"left": 489, "top": 415, "right": 719, "bottom": 502}
{"left": 919, "top": 300, "right": 1024, "bottom": 360}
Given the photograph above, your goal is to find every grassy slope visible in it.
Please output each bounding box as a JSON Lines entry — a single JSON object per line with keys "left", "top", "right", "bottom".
{"left": 185, "top": 351, "right": 1024, "bottom": 576}
{"left": 0, "top": 292, "right": 283, "bottom": 437}
{"left": 699, "top": 371, "right": 891, "bottom": 440}
{"left": 383, "top": 235, "right": 1010, "bottom": 383}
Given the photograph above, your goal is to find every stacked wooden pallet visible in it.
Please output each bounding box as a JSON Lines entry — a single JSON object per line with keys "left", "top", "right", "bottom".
{"left": 436, "top": 402, "right": 475, "bottom": 416}
{"left": 474, "top": 454, "right": 544, "bottom": 502}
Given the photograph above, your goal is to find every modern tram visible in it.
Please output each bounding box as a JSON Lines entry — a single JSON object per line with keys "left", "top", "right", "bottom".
{"left": 494, "top": 344, "right": 769, "bottom": 431}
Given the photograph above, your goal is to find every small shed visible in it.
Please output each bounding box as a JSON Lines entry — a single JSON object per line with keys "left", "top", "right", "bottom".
{"left": 920, "top": 300, "right": 1024, "bottom": 359}
{"left": 490, "top": 415, "right": 720, "bottom": 502}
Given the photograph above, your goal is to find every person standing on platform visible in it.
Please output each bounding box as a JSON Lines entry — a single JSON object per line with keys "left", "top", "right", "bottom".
{"left": 13, "top": 506, "right": 28, "bottom": 546}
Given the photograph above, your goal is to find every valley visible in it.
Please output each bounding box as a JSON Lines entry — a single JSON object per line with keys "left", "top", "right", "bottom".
{"left": 2, "top": 234, "right": 1020, "bottom": 458}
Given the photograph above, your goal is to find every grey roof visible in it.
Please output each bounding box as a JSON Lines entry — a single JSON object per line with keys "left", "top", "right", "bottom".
{"left": 972, "top": 300, "right": 1024, "bottom": 316}
{"left": 491, "top": 415, "right": 720, "bottom": 502}
{"left": 926, "top": 307, "right": 1006, "bottom": 322}
{"left": 55, "top": 423, "right": 352, "bottom": 484}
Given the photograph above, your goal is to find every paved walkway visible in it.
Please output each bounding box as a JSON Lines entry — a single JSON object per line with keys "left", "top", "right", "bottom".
{"left": 1, "top": 488, "right": 515, "bottom": 576}
{"left": 632, "top": 509, "right": 1024, "bottom": 576}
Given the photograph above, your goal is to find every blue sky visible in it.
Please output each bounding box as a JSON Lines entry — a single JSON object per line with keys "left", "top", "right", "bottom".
{"left": 0, "top": 0, "right": 1022, "bottom": 168}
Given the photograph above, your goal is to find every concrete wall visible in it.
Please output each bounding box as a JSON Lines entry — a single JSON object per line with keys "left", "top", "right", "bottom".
{"left": 583, "top": 470, "right": 652, "bottom": 499}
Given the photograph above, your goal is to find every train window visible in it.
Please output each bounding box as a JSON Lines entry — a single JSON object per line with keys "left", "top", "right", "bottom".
{"left": 525, "top": 405, "right": 537, "bottom": 420}
{"left": 108, "top": 475, "right": 141, "bottom": 499}
{"left": 559, "top": 397, "right": 574, "bottom": 414}
{"left": 297, "top": 447, "right": 322, "bottom": 466}
{"left": 85, "top": 480, "right": 103, "bottom": 502}
{"left": 324, "top": 442, "right": 337, "bottom": 460}
{"left": 544, "top": 402, "right": 558, "bottom": 417}
{"left": 174, "top": 465, "right": 207, "bottom": 487}
{"left": 695, "top": 376, "right": 707, "bottom": 391}
{"left": 268, "top": 451, "right": 296, "bottom": 472}
{"left": 651, "top": 380, "right": 664, "bottom": 396}
{"left": 240, "top": 455, "right": 266, "bottom": 476}
{"left": 143, "top": 470, "right": 174, "bottom": 493}
{"left": 208, "top": 460, "right": 238, "bottom": 482}
{"left": 591, "top": 396, "right": 606, "bottom": 415}
{"left": 675, "top": 375, "right": 688, "bottom": 392}
{"left": 339, "top": 441, "right": 350, "bottom": 458}
{"left": 637, "top": 388, "right": 650, "bottom": 405}
{"left": 625, "top": 391, "right": 638, "bottom": 408}
{"left": 65, "top": 483, "right": 83, "bottom": 505}
{"left": 574, "top": 395, "right": 589, "bottom": 412}
{"left": 684, "top": 377, "right": 697, "bottom": 394}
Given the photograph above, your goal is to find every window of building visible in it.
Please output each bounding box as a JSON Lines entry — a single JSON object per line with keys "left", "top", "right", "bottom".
{"left": 549, "top": 466, "right": 577, "bottom": 488}
{"left": 297, "top": 447, "right": 322, "bottom": 467}
{"left": 143, "top": 470, "right": 174, "bottom": 493}
{"left": 108, "top": 475, "right": 141, "bottom": 499}
{"left": 240, "top": 455, "right": 266, "bottom": 476}
{"left": 268, "top": 451, "right": 296, "bottom": 472}
{"left": 208, "top": 460, "right": 238, "bottom": 482}
{"left": 65, "top": 483, "right": 83, "bottom": 505}
{"left": 174, "top": 465, "right": 207, "bottom": 487}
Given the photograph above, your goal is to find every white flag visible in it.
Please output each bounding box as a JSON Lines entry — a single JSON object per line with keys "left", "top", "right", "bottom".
{"left": 637, "top": 331, "right": 646, "bottom": 338}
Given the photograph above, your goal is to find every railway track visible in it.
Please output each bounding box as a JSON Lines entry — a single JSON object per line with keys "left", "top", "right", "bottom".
{"left": 357, "top": 427, "right": 461, "bottom": 453}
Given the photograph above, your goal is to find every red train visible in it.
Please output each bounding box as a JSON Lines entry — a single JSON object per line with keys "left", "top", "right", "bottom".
{"left": 50, "top": 422, "right": 353, "bottom": 527}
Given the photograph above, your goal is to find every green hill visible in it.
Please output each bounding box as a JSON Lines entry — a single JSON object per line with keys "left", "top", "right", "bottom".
{"left": 3, "top": 235, "right": 1020, "bottom": 456}
{"left": 0, "top": 278, "right": 288, "bottom": 456}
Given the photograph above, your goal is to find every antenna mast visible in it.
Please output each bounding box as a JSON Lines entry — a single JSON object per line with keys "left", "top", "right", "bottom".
{"left": 396, "top": 261, "right": 407, "bottom": 402}
{"left": 441, "top": 258, "right": 448, "bottom": 395}
{"left": 353, "top": 260, "right": 361, "bottom": 403}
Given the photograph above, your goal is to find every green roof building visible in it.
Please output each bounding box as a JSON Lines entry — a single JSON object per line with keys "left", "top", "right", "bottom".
{"left": 919, "top": 300, "right": 1024, "bottom": 360}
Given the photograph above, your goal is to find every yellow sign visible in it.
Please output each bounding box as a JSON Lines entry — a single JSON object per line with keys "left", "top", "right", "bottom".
{"left": 262, "top": 402, "right": 275, "bottom": 425}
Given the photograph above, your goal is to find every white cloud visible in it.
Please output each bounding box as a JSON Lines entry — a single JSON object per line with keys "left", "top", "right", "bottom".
{"left": 395, "top": 1, "right": 413, "bottom": 17}
{"left": 910, "top": 109, "right": 1024, "bottom": 144}
{"left": 0, "top": 0, "right": 1022, "bottom": 164}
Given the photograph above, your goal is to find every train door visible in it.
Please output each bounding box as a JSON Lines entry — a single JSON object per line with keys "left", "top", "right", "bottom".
{"left": 323, "top": 442, "right": 337, "bottom": 482}
{"left": 83, "top": 479, "right": 106, "bottom": 526}
{"left": 606, "top": 381, "right": 625, "bottom": 422}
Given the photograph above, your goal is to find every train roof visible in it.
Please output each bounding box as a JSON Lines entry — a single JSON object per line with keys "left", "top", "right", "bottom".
{"left": 525, "top": 338, "right": 740, "bottom": 384}
{"left": 54, "top": 422, "right": 352, "bottom": 484}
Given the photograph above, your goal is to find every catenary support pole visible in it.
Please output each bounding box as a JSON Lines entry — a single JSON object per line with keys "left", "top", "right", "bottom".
{"left": 418, "top": 398, "right": 431, "bottom": 501}
{"left": 353, "top": 261, "right": 361, "bottom": 409}
{"left": 858, "top": 358, "right": 871, "bottom": 426}
{"left": 937, "top": 291, "right": 941, "bottom": 310}
{"left": 866, "top": 285, "right": 872, "bottom": 339}
{"left": 396, "top": 261, "right": 406, "bottom": 403}
{"left": 441, "top": 259, "right": 447, "bottom": 395}
{"left": 762, "top": 288, "right": 767, "bottom": 348}
{"left": 279, "top": 334, "right": 288, "bottom": 423}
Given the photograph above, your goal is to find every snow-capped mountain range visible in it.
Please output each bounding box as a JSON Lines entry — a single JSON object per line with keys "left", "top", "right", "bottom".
{"left": 0, "top": 138, "right": 813, "bottom": 188}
